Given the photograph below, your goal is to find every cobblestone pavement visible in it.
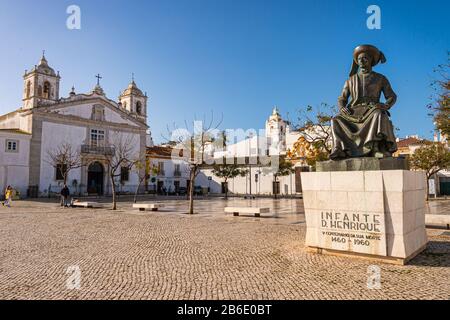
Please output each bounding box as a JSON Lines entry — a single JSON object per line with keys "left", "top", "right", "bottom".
{"left": 0, "top": 198, "right": 449, "bottom": 300}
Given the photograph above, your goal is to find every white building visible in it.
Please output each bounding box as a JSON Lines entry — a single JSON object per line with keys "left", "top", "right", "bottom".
{"left": 197, "top": 107, "right": 306, "bottom": 196}
{"left": 146, "top": 145, "right": 190, "bottom": 194}
{"left": 0, "top": 129, "right": 31, "bottom": 197}
{"left": 0, "top": 54, "right": 148, "bottom": 196}
{"left": 215, "top": 107, "right": 295, "bottom": 159}
{"left": 197, "top": 166, "right": 298, "bottom": 196}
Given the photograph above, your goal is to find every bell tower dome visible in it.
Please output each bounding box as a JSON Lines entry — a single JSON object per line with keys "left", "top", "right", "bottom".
{"left": 118, "top": 75, "right": 147, "bottom": 123}
{"left": 22, "top": 52, "right": 60, "bottom": 109}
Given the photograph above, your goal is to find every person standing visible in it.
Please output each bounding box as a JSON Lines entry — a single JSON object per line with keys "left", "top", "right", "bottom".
{"left": 2, "top": 186, "right": 12, "bottom": 207}
{"left": 61, "top": 185, "right": 70, "bottom": 208}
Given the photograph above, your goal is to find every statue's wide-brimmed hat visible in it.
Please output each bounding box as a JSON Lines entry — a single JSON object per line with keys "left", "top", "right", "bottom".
{"left": 353, "top": 44, "right": 386, "bottom": 65}
{"left": 349, "top": 44, "right": 386, "bottom": 76}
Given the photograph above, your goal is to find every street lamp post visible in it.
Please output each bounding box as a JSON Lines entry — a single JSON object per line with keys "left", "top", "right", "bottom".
{"left": 248, "top": 165, "right": 252, "bottom": 196}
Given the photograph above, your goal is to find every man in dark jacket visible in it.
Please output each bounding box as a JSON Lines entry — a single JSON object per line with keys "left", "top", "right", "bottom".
{"left": 61, "top": 185, "right": 70, "bottom": 208}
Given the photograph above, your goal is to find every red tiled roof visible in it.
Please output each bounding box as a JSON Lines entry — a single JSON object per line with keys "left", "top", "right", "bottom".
{"left": 147, "top": 146, "right": 184, "bottom": 159}
{"left": 396, "top": 137, "right": 428, "bottom": 148}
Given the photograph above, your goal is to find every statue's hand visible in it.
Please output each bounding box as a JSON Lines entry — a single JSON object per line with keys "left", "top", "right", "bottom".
{"left": 340, "top": 106, "right": 352, "bottom": 115}
{"left": 376, "top": 103, "right": 389, "bottom": 111}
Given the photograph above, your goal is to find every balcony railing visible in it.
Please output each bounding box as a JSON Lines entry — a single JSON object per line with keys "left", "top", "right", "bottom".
{"left": 81, "top": 145, "right": 115, "bottom": 156}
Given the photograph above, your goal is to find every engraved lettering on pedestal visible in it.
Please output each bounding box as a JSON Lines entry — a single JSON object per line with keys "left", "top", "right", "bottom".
{"left": 318, "top": 210, "right": 387, "bottom": 256}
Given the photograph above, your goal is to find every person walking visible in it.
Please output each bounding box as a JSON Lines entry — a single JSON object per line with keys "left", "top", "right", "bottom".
{"left": 2, "top": 186, "right": 13, "bottom": 207}
{"left": 60, "top": 185, "right": 70, "bottom": 208}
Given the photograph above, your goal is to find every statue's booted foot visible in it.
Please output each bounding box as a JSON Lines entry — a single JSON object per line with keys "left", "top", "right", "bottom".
{"left": 330, "top": 149, "right": 347, "bottom": 160}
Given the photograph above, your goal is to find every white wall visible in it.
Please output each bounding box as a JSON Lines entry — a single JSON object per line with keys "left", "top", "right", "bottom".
{"left": 0, "top": 132, "right": 31, "bottom": 196}
{"left": 56, "top": 102, "right": 139, "bottom": 126}
{"left": 106, "top": 130, "right": 143, "bottom": 194}
{"left": 39, "top": 122, "right": 86, "bottom": 193}
{"left": 285, "top": 129, "right": 301, "bottom": 152}
{"left": 198, "top": 167, "right": 297, "bottom": 196}
{"left": 215, "top": 135, "right": 271, "bottom": 159}
{"left": 146, "top": 158, "right": 299, "bottom": 196}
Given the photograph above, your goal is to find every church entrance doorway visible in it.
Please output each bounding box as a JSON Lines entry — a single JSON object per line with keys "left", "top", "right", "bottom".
{"left": 87, "top": 162, "right": 104, "bottom": 195}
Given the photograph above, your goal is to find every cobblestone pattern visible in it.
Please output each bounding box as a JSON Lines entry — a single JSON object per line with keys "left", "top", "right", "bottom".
{"left": 0, "top": 199, "right": 449, "bottom": 299}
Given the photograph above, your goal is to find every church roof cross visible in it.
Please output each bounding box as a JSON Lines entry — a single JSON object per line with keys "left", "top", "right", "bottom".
{"left": 95, "top": 73, "right": 102, "bottom": 86}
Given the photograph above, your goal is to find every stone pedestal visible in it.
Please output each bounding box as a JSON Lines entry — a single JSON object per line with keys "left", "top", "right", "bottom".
{"left": 316, "top": 157, "right": 409, "bottom": 172}
{"left": 301, "top": 170, "right": 428, "bottom": 265}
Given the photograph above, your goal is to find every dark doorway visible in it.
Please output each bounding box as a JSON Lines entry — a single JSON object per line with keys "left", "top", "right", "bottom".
{"left": 87, "top": 162, "right": 104, "bottom": 195}
{"left": 440, "top": 178, "right": 450, "bottom": 195}
{"left": 157, "top": 181, "right": 164, "bottom": 194}
{"left": 272, "top": 181, "right": 280, "bottom": 195}
{"left": 174, "top": 181, "right": 180, "bottom": 193}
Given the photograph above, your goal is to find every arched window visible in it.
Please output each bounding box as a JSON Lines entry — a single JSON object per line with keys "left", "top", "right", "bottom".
{"left": 26, "top": 81, "right": 31, "bottom": 98}
{"left": 123, "top": 101, "right": 127, "bottom": 109}
{"left": 43, "top": 81, "right": 51, "bottom": 99}
{"left": 136, "top": 101, "right": 142, "bottom": 115}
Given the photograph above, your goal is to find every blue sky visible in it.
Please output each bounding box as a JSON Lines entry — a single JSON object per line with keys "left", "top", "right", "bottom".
{"left": 0, "top": 0, "right": 448, "bottom": 143}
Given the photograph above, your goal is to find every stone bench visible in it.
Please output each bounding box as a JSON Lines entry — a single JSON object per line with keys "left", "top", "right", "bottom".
{"left": 133, "top": 203, "right": 164, "bottom": 211}
{"left": 224, "top": 207, "right": 270, "bottom": 217}
{"left": 72, "top": 201, "right": 103, "bottom": 208}
{"left": 425, "top": 214, "right": 450, "bottom": 229}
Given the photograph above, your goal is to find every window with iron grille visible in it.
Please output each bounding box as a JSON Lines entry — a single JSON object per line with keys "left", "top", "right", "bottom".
{"left": 6, "top": 140, "right": 18, "bottom": 152}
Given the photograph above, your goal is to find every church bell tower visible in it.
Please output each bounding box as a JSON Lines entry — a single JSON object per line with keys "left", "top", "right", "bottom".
{"left": 118, "top": 75, "right": 147, "bottom": 123}
{"left": 265, "top": 106, "right": 287, "bottom": 154}
{"left": 22, "top": 52, "right": 60, "bottom": 109}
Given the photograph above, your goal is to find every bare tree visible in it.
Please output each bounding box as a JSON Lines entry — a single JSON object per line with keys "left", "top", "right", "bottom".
{"left": 132, "top": 158, "right": 149, "bottom": 203}
{"left": 103, "top": 133, "right": 140, "bottom": 210}
{"left": 295, "top": 103, "right": 335, "bottom": 154}
{"left": 166, "top": 113, "right": 222, "bottom": 214}
{"left": 427, "top": 53, "right": 449, "bottom": 137}
{"left": 285, "top": 103, "right": 335, "bottom": 169}
{"left": 46, "top": 142, "right": 83, "bottom": 187}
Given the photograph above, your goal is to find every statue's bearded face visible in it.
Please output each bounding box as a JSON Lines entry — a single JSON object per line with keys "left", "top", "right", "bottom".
{"left": 357, "top": 53, "right": 372, "bottom": 70}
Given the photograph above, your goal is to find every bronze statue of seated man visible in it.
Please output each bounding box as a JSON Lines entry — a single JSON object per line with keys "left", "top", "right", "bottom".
{"left": 330, "top": 44, "right": 398, "bottom": 160}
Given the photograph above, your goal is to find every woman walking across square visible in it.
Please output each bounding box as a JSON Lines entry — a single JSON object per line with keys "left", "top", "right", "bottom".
{"left": 2, "top": 186, "right": 13, "bottom": 207}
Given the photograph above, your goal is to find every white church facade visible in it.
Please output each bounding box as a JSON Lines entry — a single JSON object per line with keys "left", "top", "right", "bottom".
{"left": 0, "top": 54, "right": 148, "bottom": 197}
